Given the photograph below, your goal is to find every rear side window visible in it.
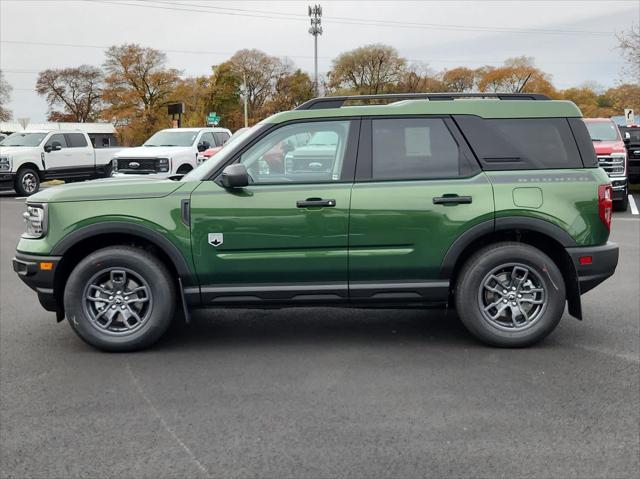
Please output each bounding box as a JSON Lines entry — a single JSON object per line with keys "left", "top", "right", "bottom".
{"left": 371, "top": 118, "right": 461, "bottom": 180}
{"left": 65, "top": 133, "right": 88, "bottom": 148}
{"left": 455, "top": 116, "right": 583, "bottom": 170}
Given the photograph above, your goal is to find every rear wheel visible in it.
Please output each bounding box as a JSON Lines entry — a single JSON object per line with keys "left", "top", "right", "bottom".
{"left": 63, "top": 246, "right": 176, "bottom": 352}
{"left": 14, "top": 168, "right": 40, "bottom": 196}
{"left": 455, "top": 242, "right": 566, "bottom": 347}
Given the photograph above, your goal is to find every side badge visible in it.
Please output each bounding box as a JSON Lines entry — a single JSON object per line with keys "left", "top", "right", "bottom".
{"left": 208, "top": 233, "right": 224, "bottom": 247}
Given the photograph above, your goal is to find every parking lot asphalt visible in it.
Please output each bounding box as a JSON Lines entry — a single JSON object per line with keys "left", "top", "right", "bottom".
{"left": 0, "top": 189, "right": 638, "bottom": 479}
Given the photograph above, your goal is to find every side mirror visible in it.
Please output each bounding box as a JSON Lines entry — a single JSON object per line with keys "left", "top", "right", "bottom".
{"left": 52, "top": 141, "right": 62, "bottom": 151}
{"left": 220, "top": 163, "right": 249, "bottom": 189}
{"left": 44, "top": 145, "right": 52, "bottom": 153}
{"left": 197, "top": 141, "right": 210, "bottom": 152}
{"left": 624, "top": 137, "right": 631, "bottom": 145}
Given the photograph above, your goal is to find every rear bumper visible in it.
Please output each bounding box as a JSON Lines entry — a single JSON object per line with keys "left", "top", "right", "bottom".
{"left": 12, "top": 252, "right": 61, "bottom": 312}
{"left": 566, "top": 242, "right": 619, "bottom": 294}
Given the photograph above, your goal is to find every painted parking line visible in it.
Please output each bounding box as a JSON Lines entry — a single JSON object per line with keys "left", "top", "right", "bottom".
{"left": 628, "top": 194, "right": 639, "bottom": 215}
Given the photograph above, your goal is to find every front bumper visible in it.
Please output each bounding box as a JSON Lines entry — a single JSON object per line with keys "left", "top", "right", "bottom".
{"left": 12, "top": 252, "right": 61, "bottom": 312}
{"left": 0, "top": 172, "right": 15, "bottom": 189}
{"left": 566, "top": 242, "right": 619, "bottom": 294}
{"left": 609, "top": 177, "right": 628, "bottom": 202}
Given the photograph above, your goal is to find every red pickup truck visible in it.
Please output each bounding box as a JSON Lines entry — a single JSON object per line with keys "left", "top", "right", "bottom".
{"left": 584, "top": 118, "right": 629, "bottom": 211}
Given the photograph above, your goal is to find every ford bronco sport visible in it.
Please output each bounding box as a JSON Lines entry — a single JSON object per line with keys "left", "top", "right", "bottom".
{"left": 13, "top": 93, "right": 619, "bottom": 352}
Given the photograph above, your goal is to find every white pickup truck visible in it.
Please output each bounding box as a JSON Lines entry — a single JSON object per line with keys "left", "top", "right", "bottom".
{"left": 0, "top": 130, "right": 123, "bottom": 195}
{"left": 111, "top": 127, "right": 231, "bottom": 176}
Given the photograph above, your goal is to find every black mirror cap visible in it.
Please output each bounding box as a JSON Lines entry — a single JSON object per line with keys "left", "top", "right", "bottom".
{"left": 44, "top": 145, "right": 52, "bottom": 153}
{"left": 623, "top": 137, "right": 631, "bottom": 145}
{"left": 197, "top": 141, "right": 210, "bottom": 152}
{"left": 220, "top": 163, "right": 249, "bottom": 188}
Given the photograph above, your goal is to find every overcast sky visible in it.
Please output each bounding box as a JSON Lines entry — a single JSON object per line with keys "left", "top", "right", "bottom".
{"left": 1, "top": 0, "right": 638, "bottom": 122}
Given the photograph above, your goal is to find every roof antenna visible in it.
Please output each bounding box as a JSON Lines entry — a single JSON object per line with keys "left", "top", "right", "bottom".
{"left": 517, "top": 73, "right": 533, "bottom": 93}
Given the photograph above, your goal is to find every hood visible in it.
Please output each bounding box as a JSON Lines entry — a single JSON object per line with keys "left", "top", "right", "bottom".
{"left": 0, "top": 146, "right": 39, "bottom": 156}
{"left": 592, "top": 140, "right": 626, "bottom": 156}
{"left": 28, "top": 175, "right": 188, "bottom": 203}
{"left": 200, "top": 146, "right": 223, "bottom": 158}
{"left": 114, "top": 145, "right": 193, "bottom": 158}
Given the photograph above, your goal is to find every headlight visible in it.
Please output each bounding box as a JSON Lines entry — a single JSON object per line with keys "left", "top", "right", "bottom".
{"left": 158, "top": 158, "right": 170, "bottom": 172}
{"left": 22, "top": 204, "right": 48, "bottom": 238}
{"left": 0, "top": 156, "right": 11, "bottom": 171}
{"left": 111, "top": 158, "right": 118, "bottom": 172}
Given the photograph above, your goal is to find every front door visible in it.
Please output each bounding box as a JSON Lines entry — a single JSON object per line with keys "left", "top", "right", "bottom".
{"left": 190, "top": 119, "right": 360, "bottom": 305}
{"left": 348, "top": 117, "right": 494, "bottom": 302}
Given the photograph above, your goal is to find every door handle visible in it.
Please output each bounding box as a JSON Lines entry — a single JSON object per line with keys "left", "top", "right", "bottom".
{"left": 433, "top": 195, "right": 472, "bottom": 205}
{"left": 296, "top": 198, "right": 336, "bottom": 208}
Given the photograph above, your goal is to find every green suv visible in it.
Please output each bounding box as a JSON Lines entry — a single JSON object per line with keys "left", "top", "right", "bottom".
{"left": 13, "top": 93, "right": 619, "bottom": 351}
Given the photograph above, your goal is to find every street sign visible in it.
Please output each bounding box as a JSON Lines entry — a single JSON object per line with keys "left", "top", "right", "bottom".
{"left": 207, "top": 112, "right": 221, "bottom": 126}
{"left": 624, "top": 109, "right": 635, "bottom": 125}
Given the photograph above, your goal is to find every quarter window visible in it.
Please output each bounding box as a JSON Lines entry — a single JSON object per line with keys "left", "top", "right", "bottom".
{"left": 372, "top": 118, "right": 461, "bottom": 180}
{"left": 237, "top": 120, "right": 351, "bottom": 184}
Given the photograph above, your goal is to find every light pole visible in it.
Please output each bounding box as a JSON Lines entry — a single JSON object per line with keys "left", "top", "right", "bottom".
{"left": 308, "top": 4, "right": 323, "bottom": 96}
{"left": 242, "top": 72, "right": 248, "bottom": 128}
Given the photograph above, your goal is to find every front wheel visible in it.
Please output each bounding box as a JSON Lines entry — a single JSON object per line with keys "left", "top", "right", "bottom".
{"left": 14, "top": 168, "right": 40, "bottom": 196}
{"left": 64, "top": 246, "right": 176, "bottom": 352}
{"left": 455, "top": 242, "right": 566, "bottom": 347}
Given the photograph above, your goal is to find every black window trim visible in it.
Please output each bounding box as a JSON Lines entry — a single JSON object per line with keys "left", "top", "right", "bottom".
{"left": 209, "top": 117, "right": 362, "bottom": 186}
{"left": 355, "top": 114, "right": 481, "bottom": 183}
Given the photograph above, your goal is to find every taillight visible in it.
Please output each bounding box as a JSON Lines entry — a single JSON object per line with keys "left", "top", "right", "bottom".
{"left": 598, "top": 184, "right": 613, "bottom": 230}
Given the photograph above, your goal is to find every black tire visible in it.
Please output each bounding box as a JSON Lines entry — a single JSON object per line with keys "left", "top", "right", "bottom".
{"left": 614, "top": 193, "right": 629, "bottom": 212}
{"left": 63, "top": 246, "right": 176, "bottom": 352}
{"left": 14, "top": 167, "right": 40, "bottom": 196}
{"left": 455, "top": 242, "right": 566, "bottom": 348}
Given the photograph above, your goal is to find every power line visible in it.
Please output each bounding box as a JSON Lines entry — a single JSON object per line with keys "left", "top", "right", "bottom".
{"left": 0, "top": 41, "right": 624, "bottom": 66}
{"left": 87, "top": 0, "right": 615, "bottom": 36}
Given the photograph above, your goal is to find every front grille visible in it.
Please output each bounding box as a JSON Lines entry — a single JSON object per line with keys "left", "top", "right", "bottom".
{"left": 597, "top": 156, "right": 625, "bottom": 177}
{"left": 117, "top": 158, "right": 159, "bottom": 172}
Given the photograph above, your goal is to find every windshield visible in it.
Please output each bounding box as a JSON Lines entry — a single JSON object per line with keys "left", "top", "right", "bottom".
{"left": 182, "top": 125, "right": 259, "bottom": 181}
{"left": 585, "top": 121, "right": 620, "bottom": 142}
{"left": 143, "top": 130, "right": 199, "bottom": 147}
{"left": 0, "top": 132, "right": 48, "bottom": 147}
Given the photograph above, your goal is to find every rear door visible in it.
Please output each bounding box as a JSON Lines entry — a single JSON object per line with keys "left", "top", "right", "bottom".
{"left": 348, "top": 116, "right": 494, "bottom": 302}
{"left": 64, "top": 133, "right": 95, "bottom": 174}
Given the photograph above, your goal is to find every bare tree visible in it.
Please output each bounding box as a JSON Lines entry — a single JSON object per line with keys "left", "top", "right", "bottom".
{"left": 36, "top": 66, "right": 103, "bottom": 122}
{"left": 0, "top": 71, "right": 12, "bottom": 121}
{"left": 617, "top": 25, "right": 640, "bottom": 82}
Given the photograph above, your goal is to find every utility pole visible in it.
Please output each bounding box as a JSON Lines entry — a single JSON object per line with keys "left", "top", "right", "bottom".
{"left": 308, "top": 4, "right": 323, "bottom": 96}
{"left": 242, "top": 72, "right": 248, "bottom": 128}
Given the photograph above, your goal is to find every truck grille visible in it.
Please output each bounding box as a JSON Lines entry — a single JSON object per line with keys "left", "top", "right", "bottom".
{"left": 597, "top": 156, "right": 625, "bottom": 177}
{"left": 116, "top": 158, "right": 160, "bottom": 173}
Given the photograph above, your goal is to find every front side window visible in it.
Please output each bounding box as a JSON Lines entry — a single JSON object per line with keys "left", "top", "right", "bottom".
{"left": 200, "top": 132, "right": 216, "bottom": 147}
{"left": 45, "top": 134, "right": 68, "bottom": 149}
{"left": 213, "top": 132, "right": 230, "bottom": 147}
{"left": 237, "top": 120, "right": 351, "bottom": 184}
{"left": 372, "top": 118, "right": 461, "bottom": 180}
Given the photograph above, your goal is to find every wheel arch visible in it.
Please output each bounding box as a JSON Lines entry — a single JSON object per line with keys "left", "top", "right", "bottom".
{"left": 51, "top": 222, "right": 196, "bottom": 319}
{"left": 442, "top": 217, "right": 582, "bottom": 319}
{"left": 16, "top": 162, "right": 43, "bottom": 179}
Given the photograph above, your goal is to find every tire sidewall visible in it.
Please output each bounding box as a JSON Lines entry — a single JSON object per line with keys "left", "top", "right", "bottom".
{"left": 15, "top": 168, "right": 40, "bottom": 196}
{"left": 456, "top": 243, "right": 566, "bottom": 347}
{"left": 64, "top": 247, "right": 175, "bottom": 351}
